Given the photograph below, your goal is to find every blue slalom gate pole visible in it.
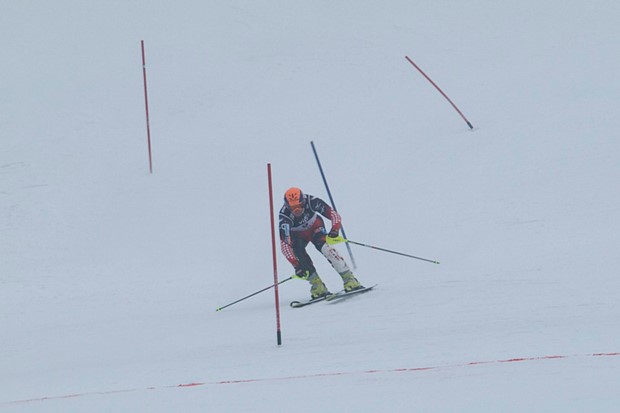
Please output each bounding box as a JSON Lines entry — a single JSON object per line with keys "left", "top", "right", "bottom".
{"left": 310, "top": 141, "right": 357, "bottom": 269}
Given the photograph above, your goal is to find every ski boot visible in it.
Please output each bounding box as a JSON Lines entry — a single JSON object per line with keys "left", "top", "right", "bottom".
{"left": 341, "top": 271, "right": 364, "bottom": 292}
{"left": 309, "top": 272, "right": 331, "bottom": 299}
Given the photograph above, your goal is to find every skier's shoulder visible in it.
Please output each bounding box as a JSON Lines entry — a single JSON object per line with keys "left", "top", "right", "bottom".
{"left": 307, "top": 194, "right": 329, "bottom": 213}
{"left": 279, "top": 205, "right": 293, "bottom": 222}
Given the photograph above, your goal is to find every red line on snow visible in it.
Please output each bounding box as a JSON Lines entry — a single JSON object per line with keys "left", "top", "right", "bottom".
{"left": 2, "top": 352, "right": 619, "bottom": 406}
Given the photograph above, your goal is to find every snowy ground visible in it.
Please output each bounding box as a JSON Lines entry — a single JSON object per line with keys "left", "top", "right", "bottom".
{"left": 2, "top": 1, "right": 620, "bottom": 412}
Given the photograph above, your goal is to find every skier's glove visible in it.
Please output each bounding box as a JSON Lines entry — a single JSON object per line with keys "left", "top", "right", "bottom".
{"left": 294, "top": 268, "right": 311, "bottom": 280}
{"left": 328, "top": 228, "right": 339, "bottom": 238}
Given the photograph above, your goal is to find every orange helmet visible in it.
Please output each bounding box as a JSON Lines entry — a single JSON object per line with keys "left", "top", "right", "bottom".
{"left": 284, "top": 187, "right": 305, "bottom": 215}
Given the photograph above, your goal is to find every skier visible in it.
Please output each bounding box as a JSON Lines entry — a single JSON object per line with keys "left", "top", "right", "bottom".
{"left": 279, "top": 187, "right": 364, "bottom": 299}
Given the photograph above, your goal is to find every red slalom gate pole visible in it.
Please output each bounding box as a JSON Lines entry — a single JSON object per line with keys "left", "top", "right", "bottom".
{"left": 141, "top": 40, "right": 154, "bottom": 173}
{"left": 267, "top": 163, "right": 283, "bottom": 346}
{"left": 405, "top": 55, "right": 474, "bottom": 130}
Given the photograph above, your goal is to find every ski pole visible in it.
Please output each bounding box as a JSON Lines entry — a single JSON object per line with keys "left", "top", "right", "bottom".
{"left": 216, "top": 276, "right": 293, "bottom": 312}
{"left": 326, "top": 236, "right": 440, "bottom": 264}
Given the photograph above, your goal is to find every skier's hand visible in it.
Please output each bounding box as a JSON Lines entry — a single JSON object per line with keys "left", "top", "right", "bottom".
{"left": 328, "top": 228, "right": 339, "bottom": 238}
{"left": 325, "top": 235, "right": 346, "bottom": 246}
{"left": 294, "top": 268, "right": 311, "bottom": 280}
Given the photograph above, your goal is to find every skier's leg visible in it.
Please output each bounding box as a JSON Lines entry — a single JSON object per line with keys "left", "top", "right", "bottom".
{"left": 292, "top": 237, "right": 329, "bottom": 298}
{"left": 313, "top": 232, "right": 363, "bottom": 292}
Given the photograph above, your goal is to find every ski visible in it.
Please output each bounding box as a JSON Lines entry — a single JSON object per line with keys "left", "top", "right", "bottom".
{"left": 325, "top": 284, "right": 377, "bottom": 303}
{"left": 290, "top": 284, "right": 377, "bottom": 308}
{"left": 290, "top": 295, "right": 329, "bottom": 308}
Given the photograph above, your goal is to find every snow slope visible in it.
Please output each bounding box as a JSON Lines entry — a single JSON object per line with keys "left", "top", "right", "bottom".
{"left": 2, "top": 1, "right": 619, "bottom": 411}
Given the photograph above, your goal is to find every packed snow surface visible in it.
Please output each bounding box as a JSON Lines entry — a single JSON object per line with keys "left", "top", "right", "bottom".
{"left": 2, "top": 1, "right": 619, "bottom": 411}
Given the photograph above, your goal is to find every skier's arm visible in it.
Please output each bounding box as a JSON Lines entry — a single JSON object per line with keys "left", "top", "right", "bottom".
{"left": 312, "top": 197, "right": 342, "bottom": 237}
{"left": 280, "top": 239, "right": 299, "bottom": 268}
{"left": 325, "top": 207, "right": 342, "bottom": 237}
{"left": 279, "top": 216, "right": 300, "bottom": 268}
